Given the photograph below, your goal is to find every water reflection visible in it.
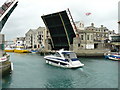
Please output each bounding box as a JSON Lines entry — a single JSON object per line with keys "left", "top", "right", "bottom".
{"left": 2, "top": 73, "right": 12, "bottom": 88}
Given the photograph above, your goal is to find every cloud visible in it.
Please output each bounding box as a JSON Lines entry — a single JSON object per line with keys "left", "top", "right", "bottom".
{"left": 1, "top": 0, "right": 119, "bottom": 40}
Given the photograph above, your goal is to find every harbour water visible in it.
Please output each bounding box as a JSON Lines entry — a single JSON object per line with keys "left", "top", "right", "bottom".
{"left": 2, "top": 53, "right": 118, "bottom": 88}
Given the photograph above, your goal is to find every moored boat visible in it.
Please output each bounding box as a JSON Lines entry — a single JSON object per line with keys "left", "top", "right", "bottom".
{"left": 44, "top": 49, "right": 84, "bottom": 68}
{"left": 0, "top": 54, "right": 13, "bottom": 76}
{"left": 30, "top": 49, "right": 39, "bottom": 53}
{"left": 4, "top": 47, "right": 14, "bottom": 52}
{"left": 14, "top": 46, "right": 30, "bottom": 53}
{"left": 104, "top": 52, "right": 120, "bottom": 61}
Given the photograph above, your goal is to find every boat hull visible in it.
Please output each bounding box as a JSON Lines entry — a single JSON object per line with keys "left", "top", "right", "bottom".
{"left": 104, "top": 55, "right": 109, "bottom": 59}
{"left": 44, "top": 49, "right": 84, "bottom": 68}
{"left": 14, "top": 50, "right": 30, "bottom": 53}
{"left": 108, "top": 55, "right": 120, "bottom": 61}
{"left": 4, "top": 50, "right": 14, "bottom": 52}
{"left": 45, "top": 59, "right": 84, "bottom": 69}
{"left": 105, "top": 55, "right": 120, "bottom": 61}
{"left": 30, "top": 50, "right": 38, "bottom": 53}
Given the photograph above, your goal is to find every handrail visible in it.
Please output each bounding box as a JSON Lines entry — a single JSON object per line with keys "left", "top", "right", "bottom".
{"left": 0, "top": 0, "right": 14, "bottom": 17}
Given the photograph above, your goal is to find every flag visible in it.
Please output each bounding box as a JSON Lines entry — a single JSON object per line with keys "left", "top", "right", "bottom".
{"left": 85, "top": 12, "right": 91, "bottom": 16}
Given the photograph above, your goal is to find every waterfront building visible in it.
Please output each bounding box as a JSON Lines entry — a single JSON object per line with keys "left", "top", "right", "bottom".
{"left": 75, "top": 21, "right": 84, "bottom": 30}
{"left": 35, "top": 27, "right": 47, "bottom": 48}
{"left": 84, "top": 23, "right": 115, "bottom": 41}
{"left": 111, "top": 34, "right": 120, "bottom": 44}
{"left": 25, "top": 29, "right": 35, "bottom": 48}
{"left": 25, "top": 27, "right": 47, "bottom": 49}
{"left": 4, "top": 41, "right": 14, "bottom": 47}
{"left": 110, "top": 34, "right": 120, "bottom": 52}
{"left": 73, "top": 23, "right": 115, "bottom": 51}
{"left": 14, "top": 37, "right": 25, "bottom": 47}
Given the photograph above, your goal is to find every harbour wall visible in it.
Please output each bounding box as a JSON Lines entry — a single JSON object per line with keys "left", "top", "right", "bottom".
{"left": 75, "top": 49, "right": 109, "bottom": 57}
{"left": 0, "top": 61, "right": 12, "bottom": 77}
{"left": 39, "top": 49, "right": 109, "bottom": 57}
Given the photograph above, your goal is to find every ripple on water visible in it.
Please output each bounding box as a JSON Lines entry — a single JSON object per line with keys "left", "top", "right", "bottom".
{"left": 2, "top": 53, "right": 118, "bottom": 88}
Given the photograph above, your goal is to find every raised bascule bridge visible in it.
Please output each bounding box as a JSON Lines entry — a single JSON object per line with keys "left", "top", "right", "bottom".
{"left": 0, "top": 0, "right": 18, "bottom": 76}
{"left": 41, "top": 9, "right": 77, "bottom": 50}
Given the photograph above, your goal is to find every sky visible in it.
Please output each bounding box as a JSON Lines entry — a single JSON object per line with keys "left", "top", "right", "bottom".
{"left": 0, "top": 0, "right": 120, "bottom": 40}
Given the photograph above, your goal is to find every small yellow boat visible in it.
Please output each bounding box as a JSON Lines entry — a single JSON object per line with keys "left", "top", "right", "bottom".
{"left": 14, "top": 46, "right": 30, "bottom": 53}
{"left": 4, "top": 47, "right": 14, "bottom": 52}
{"left": 4, "top": 49, "right": 14, "bottom": 52}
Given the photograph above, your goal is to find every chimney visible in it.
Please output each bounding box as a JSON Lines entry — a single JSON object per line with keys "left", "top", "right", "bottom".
{"left": 101, "top": 25, "right": 103, "bottom": 27}
{"left": 91, "top": 23, "right": 94, "bottom": 27}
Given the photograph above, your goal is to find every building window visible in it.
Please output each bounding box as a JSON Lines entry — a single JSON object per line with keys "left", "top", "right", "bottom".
{"left": 81, "top": 35, "right": 84, "bottom": 40}
{"left": 78, "top": 43, "right": 80, "bottom": 47}
{"left": 87, "top": 35, "right": 89, "bottom": 40}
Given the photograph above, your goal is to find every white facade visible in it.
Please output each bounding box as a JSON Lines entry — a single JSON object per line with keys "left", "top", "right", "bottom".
{"left": 35, "top": 27, "right": 46, "bottom": 48}
{"left": 74, "top": 23, "right": 115, "bottom": 50}
{"left": 86, "top": 44, "right": 94, "bottom": 49}
{"left": 75, "top": 21, "right": 84, "bottom": 30}
{"left": 14, "top": 37, "right": 25, "bottom": 47}
{"left": 25, "top": 29, "right": 35, "bottom": 48}
{"left": 25, "top": 27, "right": 47, "bottom": 49}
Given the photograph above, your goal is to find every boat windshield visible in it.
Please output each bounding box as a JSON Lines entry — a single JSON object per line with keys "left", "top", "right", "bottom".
{"left": 54, "top": 52, "right": 61, "bottom": 57}
{"left": 63, "top": 52, "right": 77, "bottom": 59}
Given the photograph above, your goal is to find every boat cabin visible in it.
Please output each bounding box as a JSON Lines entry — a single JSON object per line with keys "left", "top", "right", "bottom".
{"left": 54, "top": 50, "right": 79, "bottom": 61}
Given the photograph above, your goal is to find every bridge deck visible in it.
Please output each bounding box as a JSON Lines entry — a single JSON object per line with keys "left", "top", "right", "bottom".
{"left": 41, "top": 10, "right": 75, "bottom": 50}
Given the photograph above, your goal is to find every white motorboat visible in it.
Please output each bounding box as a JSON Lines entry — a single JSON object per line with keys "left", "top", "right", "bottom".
{"left": 44, "top": 49, "right": 84, "bottom": 68}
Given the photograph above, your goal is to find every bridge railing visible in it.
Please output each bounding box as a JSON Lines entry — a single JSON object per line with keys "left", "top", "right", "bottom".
{"left": 0, "top": 0, "right": 15, "bottom": 17}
